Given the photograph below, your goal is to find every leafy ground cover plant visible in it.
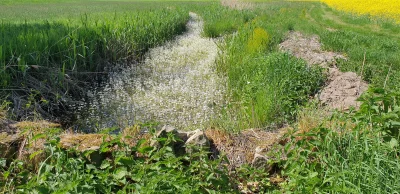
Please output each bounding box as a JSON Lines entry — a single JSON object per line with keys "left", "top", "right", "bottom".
{"left": 1, "top": 132, "right": 227, "bottom": 193}
{"left": 274, "top": 87, "right": 400, "bottom": 193}
{"left": 0, "top": 128, "right": 274, "bottom": 193}
{"left": 355, "top": 87, "right": 400, "bottom": 145}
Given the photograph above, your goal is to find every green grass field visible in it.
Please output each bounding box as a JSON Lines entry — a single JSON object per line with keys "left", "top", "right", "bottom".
{"left": 1, "top": 0, "right": 400, "bottom": 193}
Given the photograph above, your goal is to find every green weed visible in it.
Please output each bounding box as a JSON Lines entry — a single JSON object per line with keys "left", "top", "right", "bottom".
{"left": 0, "top": 128, "right": 272, "bottom": 193}
{"left": 276, "top": 89, "right": 400, "bottom": 193}
{"left": 213, "top": 16, "right": 325, "bottom": 131}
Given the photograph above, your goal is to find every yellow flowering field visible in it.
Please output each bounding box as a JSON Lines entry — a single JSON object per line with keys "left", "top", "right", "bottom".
{"left": 321, "top": 0, "right": 400, "bottom": 22}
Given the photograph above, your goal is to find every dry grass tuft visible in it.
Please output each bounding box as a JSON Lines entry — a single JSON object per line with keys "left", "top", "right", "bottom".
{"left": 296, "top": 106, "right": 329, "bottom": 135}
{"left": 0, "top": 109, "right": 5, "bottom": 120}
{"left": 205, "top": 128, "right": 286, "bottom": 168}
{"left": 0, "top": 132, "right": 22, "bottom": 159}
{"left": 1, "top": 120, "right": 61, "bottom": 161}
{"left": 122, "top": 125, "right": 152, "bottom": 147}
{"left": 291, "top": 104, "right": 357, "bottom": 143}
{"left": 13, "top": 121, "right": 60, "bottom": 132}
{"left": 59, "top": 134, "right": 112, "bottom": 152}
{"left": 59, "top": 125, "right": 152, "bottom": 152}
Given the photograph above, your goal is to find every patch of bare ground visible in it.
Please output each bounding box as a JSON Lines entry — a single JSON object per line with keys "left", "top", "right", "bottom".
{"left": 0, "top": 121, "right": 61, "bottom": 166}
{"left": 279, "top": 31, "right": 368, "bottom": 111}
{"left": 221, "top": 0, "right": 253, "bottom": 10}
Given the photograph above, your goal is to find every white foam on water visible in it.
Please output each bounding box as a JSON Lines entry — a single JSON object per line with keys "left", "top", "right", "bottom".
{"left": 77, "top": 12, "right": 226, "bottom": 131}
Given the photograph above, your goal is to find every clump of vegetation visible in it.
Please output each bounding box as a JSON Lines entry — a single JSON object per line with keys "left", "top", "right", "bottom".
{"left": 275, "top": 87, "right": 400, "bottom": 193}
{"left": 199, "top": 4, "right": 256, "bottom": 37}
{"left": 2, "top": 88, "right": 399, "bottom": 193}
{"left": 214, "top": 18, "right": 325, "bottom": 131}
{"left": 246, "top": 27, "right": 270, "bottom": 53}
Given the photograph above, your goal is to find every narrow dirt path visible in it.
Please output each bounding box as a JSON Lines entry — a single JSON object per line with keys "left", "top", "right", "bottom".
{"left": 77, "top": 13, "right": 226, "bottom": 131}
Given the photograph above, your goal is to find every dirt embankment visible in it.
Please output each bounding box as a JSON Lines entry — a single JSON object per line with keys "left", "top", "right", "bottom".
{"left": 279, "top": 31, "right": 368, "bottom": 111}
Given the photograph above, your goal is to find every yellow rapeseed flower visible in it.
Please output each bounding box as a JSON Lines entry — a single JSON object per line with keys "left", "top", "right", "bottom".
{"left": 321, "top": 0, "right": 400, "bottom": 22}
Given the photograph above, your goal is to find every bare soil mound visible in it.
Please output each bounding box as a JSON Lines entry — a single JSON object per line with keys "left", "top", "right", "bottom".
{"left": 279, "top": 31, "right": 345, "bottom": 68}
{"left": 279, "top": 31, "right": 368, "bottom": 110}
{"left": 320, "top": 71, "right": 368, "bottom": 110}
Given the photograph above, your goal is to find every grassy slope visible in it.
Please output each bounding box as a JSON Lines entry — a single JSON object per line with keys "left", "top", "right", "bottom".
{"left": 199, "top": 2, "right": 400, "bottom": 192}
{"left": 198, "top": 1, "right": 400, "bottom": 131}
{"left": 308, "top": 4, "right": 400, "bottom": 89}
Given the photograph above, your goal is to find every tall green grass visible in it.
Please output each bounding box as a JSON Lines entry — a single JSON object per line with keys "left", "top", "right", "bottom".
{"left": 0, "top": 8, "right": 189, "bottom": 119}
{"left": 197, "top": 4, "right": 256, "bottom": 37}
{"left": 198, "top": 5, "right": 325, "bottom": 131}
{"left": 277, "top": 89, "right": 400, "bottom": 193}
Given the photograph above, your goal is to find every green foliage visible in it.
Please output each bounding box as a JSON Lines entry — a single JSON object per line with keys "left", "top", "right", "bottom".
{"left": 1, "top": 132, "right": 237, "bottom": 193}
{"left": 274, "top": 87, "right": 400, "bottom": 193}
{"left": 355, "top": 87, "right": 400, "bottom": 145}
{"left": 308, "top": 4, "right": 400, "bottom": 90}
{"left": 215, "top": 18, "right": 325, "bottom": 130}
{"left": 198, "top": 4, "right": 256, "bottom": 38}
{"left": 278, "top": 126, "right": 400, "bottom": 193}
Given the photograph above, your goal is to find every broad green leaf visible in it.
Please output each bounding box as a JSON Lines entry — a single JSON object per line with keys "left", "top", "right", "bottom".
{"left": 138, "top": 146, "right": 153, "bottom": 154}
{"left": 86, "top": 164, "right": 96, "bottom": 170}
{"left": 206, "top": 173, "right": 215, "bottom": 181}
{"left": 309, "top": 172, "right": 318, "bottom": 178}
{"left": 100, "top": 160, "right": 110, "bottom": 169}
{"left": 390, "top": 121, "right": 400, "bottom": 127}
{"left": 113, "top": 167, "right": 128, "bottom": 180}
{"left": 389, "top": 138, "right": 399, "bottom": 148}
{"left": 32, "top": 133, "right": 46, "bottom": 141}
{"left": 118, "top": 157, "right": 135, "bottom": 166}
{"left": 3, "top": 171, "right": 9, "bottom": 179}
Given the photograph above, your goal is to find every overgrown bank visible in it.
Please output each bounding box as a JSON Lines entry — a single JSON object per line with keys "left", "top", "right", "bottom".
{"left": 198, "top": 1, "right": 400, "bottom": 130}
